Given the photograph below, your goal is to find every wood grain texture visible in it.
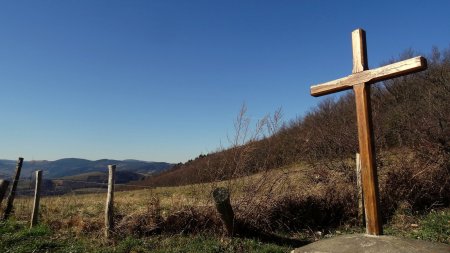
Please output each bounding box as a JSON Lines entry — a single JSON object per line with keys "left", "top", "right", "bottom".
{"left": 308, "top": 27, "right": 429, "bottom": 235}
{"left": 351, "top": 28, "right": 382, "bottom": 235}
{"left": 352, "top": 29, "right": 368, "bottom": 73}
{"left": 30, "top": 170, "right": 43, "bottom": 228}
{"left": 308, "top": 28, "right": 429, "bottom": 235}
{"left": 0, "top": 180, "right": 10, "bottom": 206}
{"left": 310, "top": 56, "right": 427, "bottom": 97}
{"left": 3, "top": 157, "right": 24, "bottom": 220}
{"left": 356, "top": 153, "right": 364, "bottom": 226}
{"left": 105, "top": 165, "right": 116, "bottom": 239}
{"left": 354, "top": 83, "right": 382, "bottom": 235}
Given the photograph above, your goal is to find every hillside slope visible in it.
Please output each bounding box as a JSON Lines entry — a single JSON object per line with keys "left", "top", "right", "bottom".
{"left": 142, "top": 47, "right": 450, "bottom": 193}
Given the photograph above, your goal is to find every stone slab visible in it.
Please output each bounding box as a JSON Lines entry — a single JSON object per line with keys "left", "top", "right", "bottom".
{"left": 292, "top": 234, "right": 449, "bottom": 253}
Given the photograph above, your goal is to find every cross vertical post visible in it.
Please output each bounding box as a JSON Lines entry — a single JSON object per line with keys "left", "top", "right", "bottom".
{"left": 351, "top": 29, "right": 382, "bottom": 235}
{"left": 309, "top": 28, "right": 427, "bottom": 236}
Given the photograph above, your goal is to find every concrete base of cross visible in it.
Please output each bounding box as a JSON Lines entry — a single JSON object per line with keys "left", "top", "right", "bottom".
{"left": 292, "top": 234, "right": 449, "bottom": 253}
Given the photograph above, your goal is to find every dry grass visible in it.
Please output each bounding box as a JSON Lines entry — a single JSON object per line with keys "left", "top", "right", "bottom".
{"left": 1, "top": 163, "right": 311, "bottom": 236}
{"left": 2, "top": 150, "right": 447, "bottom": 243}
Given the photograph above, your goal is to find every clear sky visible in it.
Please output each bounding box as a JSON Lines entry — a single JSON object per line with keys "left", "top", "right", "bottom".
{"left": 0, "top": 1, "right": 449, "bottom": 163}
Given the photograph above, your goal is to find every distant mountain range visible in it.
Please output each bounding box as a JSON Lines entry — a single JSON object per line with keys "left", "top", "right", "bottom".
{"left": 0, "top": 158, "right": 174, "bottom": 180}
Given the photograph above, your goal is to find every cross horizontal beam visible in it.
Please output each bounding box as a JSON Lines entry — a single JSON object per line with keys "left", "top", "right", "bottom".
{"left": 310, "top": 56, "right": 427, "bottom": 97}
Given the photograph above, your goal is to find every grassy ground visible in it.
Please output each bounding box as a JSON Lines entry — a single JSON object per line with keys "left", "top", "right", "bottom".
{"left": 0, "top": 220, "right": 291, "bottom": 253}
{"left": 384, "top": 208, "right": 450, "bottom": 243}
{"left": 1, "top": 161, "right": 448, "bottom": 252}
{"left": 9, "top": 163, "right": 310, "bottom": 227}
{"left": 0, "top": 208, "right": 448, "bottom": 252}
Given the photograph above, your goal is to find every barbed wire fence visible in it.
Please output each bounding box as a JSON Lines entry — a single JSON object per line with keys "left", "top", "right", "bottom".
{"left": 0, "top": 167, "right": 168, "bottom": 234}
{"left": 1, "top": 156, "right": 296, "bottom": 240}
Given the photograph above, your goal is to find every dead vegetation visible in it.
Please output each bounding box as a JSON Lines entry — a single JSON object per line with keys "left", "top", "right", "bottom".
{"left": 135, "top": 47, "right": 449, "bottom": 238}
{"left": 1, "top": 47, "right": 449, "bottom": 246}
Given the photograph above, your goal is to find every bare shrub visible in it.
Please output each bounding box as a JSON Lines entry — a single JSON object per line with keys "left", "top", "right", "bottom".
{"left": 116, "top": 197, "right": 163, "bottom": 236}
{"left": 24, "top": 46, "right": 444, "bottom": 243}
{"left": 115, "top": 196, "right": 221, "bottom": 237}
{"left": 162, "top": 206, "right": 221, "bottom": 234}
{"left": 380, "top": 151, "right": 450, "bottom": 219}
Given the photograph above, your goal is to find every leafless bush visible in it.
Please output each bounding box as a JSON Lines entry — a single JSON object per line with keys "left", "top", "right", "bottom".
{"left": 116, "top": 197, "right": 163, "bottom": 236}
{"left": 137, "top": 47, "right": 449, "bottom": 238}
{"left": 115, "top": 197, "right": 221, "bottom": 237}
{"left": 162, "top": 206, "right": 221, "bottom": 234}
{"left": 380, "top": 151, "right": 450, "bottom": 219}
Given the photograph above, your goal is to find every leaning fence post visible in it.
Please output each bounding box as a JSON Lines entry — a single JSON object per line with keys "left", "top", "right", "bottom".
{"left": 212, "top": 187, "right": 235, "bottom": 236}
{"left": 105, "top": 164, "right": 116, "bottom": 239}
{"left": 0, "top": 179, "right": 10, "bottom": 206}
{"left": 356, "top": 153, "right": 365, "bottom": 226}
{"left": 30, "top": 170, "right": 43, "bottom": 228}
{"left": 3, "top": 157, "right": 24, "bottom": 220}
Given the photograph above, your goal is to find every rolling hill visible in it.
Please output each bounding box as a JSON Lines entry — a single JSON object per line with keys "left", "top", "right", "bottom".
{"left": 0, "top": 158, "right": 173, "bottom": 179}
{"left": 0, "top": 158, "right": 174, "bottom": 195}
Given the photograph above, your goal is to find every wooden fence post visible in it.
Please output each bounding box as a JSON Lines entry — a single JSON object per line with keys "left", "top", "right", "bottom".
{"left": 0, "top": 179, "right": 10, "bottom": 206}
{"left": 212, "top": 187, "right": 235, "bottom": 236}
{"left": 30, "top": 170, "right": 43, "bottom": 228}
{"left": 105, "top": 164, "right": 116, "bottom": 239}
{"left": 3, "top": 157, "right": 24, "bottom": 220}
{"left": 356, "top": 153, "right": 365, "bottom": 226}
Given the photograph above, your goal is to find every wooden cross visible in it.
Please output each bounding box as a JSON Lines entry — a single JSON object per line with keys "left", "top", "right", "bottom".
{"left": 310, "top": 29, "right": 427, "bottom": 235}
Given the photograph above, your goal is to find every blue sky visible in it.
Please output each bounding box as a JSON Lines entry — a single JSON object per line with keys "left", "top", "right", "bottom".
{"left": 0, "top": 1, "right": 449, "bottom": 163}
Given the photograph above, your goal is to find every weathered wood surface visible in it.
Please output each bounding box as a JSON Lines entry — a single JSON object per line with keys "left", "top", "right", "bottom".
{"left": 3, "top": 157, "right": 24, "bottom": 220}
{"left": 356, "top": 153, "right": 364, "bottom": 225}
{"left": 309, "top": 28, "right": 428, "bottom": 235}
{"left": 30, "top": 170, "right": 43, "bottom": 228}
{"left": 0, "top": 179, "right": 10, "bottom": 206}
{"left": 212, "top": 187, "right": 235, "bottom": 236}
{"left": 105, "top": 164, "right": 116, "bottom": 239}
{"left": 354, "top": 82, "right": 382, "bottom": 234}
{"left": 310, "top": 56, "right": 427, "bottom": 97}
{"left": 351, "top": 29, "right": 382, "bottom": 235}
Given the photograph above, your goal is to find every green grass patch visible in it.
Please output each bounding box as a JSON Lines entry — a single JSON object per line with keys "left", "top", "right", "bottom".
{"left": 0, "top": 220, "right": 60, "bottom": 253}
{"left": 415, "top": 209, "right": 450, "bottom": 243}
{"left": 0, "top": 220, "right": 291, "bottom": 253}
{"left": 1, "top": 209, "right": 447, "bottom": 252}
{"left": 149, "top": 235, "right": 290, "bottom": 253}
{"left": 384, "top": 208, "right": 450, "bottom": 244}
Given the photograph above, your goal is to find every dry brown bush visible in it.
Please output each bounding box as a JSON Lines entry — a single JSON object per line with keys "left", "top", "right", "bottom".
{"left": 115, "top": 197, "right": 222, "bottom": 237}
{"left": 116, "top": 197, "right": 163, "bottom": 236}
{"left": 379, "top": 151, "right": 450, "bottom": 219}
{"left": 162, "top": 206, "right": 221, "bottom": 234}
{"left": 30, "top": 47, "right": 446, "bottom": 239}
